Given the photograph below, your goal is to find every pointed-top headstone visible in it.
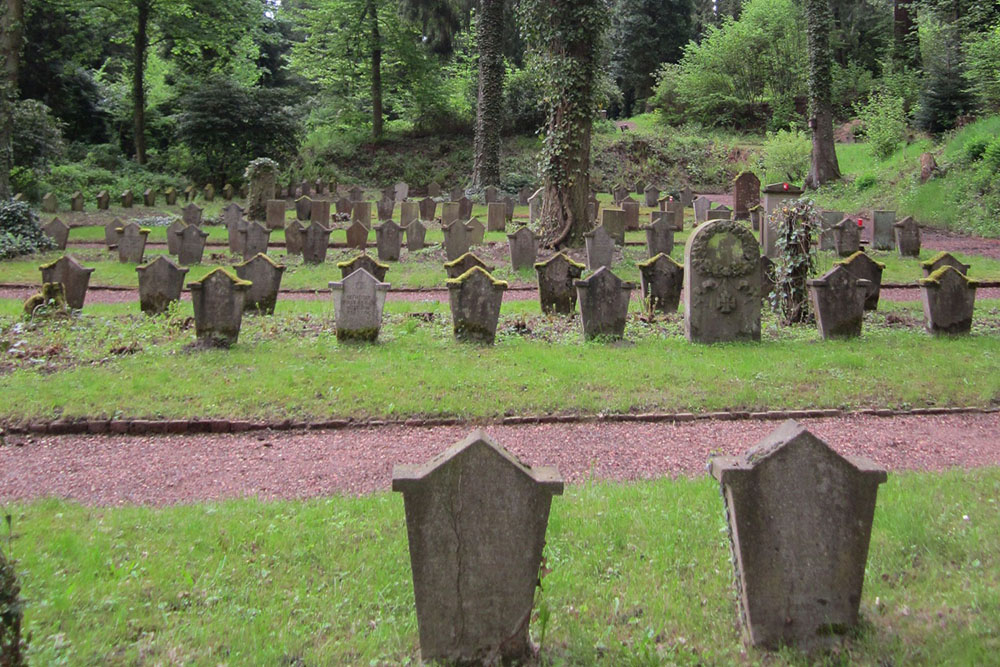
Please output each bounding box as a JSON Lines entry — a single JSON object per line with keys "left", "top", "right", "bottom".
{"left": 573, "top": 266, "right": 635, "bottom": 340}
{"left": 637, "top": 253, "right": 683, "bottom": 313}
{"left": 38, "top": 255, "right": 95, "bottom": 310}
{"left": 116, "top": 221, "right": 150, "bottom": 264}
{"left": 345, "top": 220, "right": 369, "bottom": 251}
{"left": 837, "top": 251, "right": 885, "bottom": 311}
{"left": 175, "top": 224, "right": 210, "bottom": 265}
{"left": 920, "top": 251, "right": 970, "bottom": 278}
{"left": 507, "top": 226, "right": 537, "bottom": 271}
{"left": 919, "top": 265, "right": 978, "bottom": 335}
{"left": 302, "top": 222, "right": 332, "bottom": 264}
{"left": 43, "top": 218, "right": 70, "bottom": 250}
{"left": 329, "top": 268, "right": 391, "bottom": 342}
{"left": 182, "top": 202, "right": 203, "bottom": 225}
{"left": 444, "top": 252, "right": 494, "bottom": 279}
{"left": 235, "top": 252, "right": 286, "bottom": 315}
{"left": 807, "top": 264, "right": 871, "bottom": 338}
{"left": 642, "top": 211, "right": 675, "bottom": 257}
{"left": 534, "top": 252, "right": 586, "bottom": 314}
{"left": 893, "top": 215, "right": 920, "bottom": 257}
{"left": 583, "top": 224, "right": 615, "bottom": 271}
{"left": 136, "top": 256, "right": 188, "bottom": 315}
{"left": 375, "top": 219, "right": 403, "bottom": 261}
{"left": 446, "top": 267, "right": 508, "bottom": 344}
{"left": 338, "top": 253, "right": 390, "bottom": 281}
{"left": 442, "top": 219, "right": 471, "bottom": 261}
{"left": 187, "top": 268, "right": 251, "bottom": 346}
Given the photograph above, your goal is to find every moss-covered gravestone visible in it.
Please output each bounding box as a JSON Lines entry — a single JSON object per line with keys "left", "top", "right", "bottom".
{"left": 203, "top": 183, "right": 215, "bottom": 202}
{"left": 329, "top": 268, "right": 390, "bottom": 342}
{"left": 23, "top": 282, "right": 68, "bottom": 318}
{"left": 42, "top": 218, "right": 69, "bottom": 250}
{"left": 284, "top": 220, "right": 305, "bottom": 256}
{"left": 188, "top": 268, "right": 251, "bottom": 346}
{"left": 392, "top": 430, "right": 563, "bottom": 664}
{"left": 833, "top": 217, "right": 861, "bottom": 257}
{"left": 637, "top": 253, "right": 683, "bottom": 313}
{"left": 838, "top": 251, "right": 884, "bottom": 311}
{"left": 182, "top": 203, "right": 203, "bottom": 226}
{"left": 375, "top": 220, "right": 402, "bottom": 261}
{"left": 302, "top": 222, "right": 332, "bottom": 264}
{"left": 507, "top": 226, "right": 537, "bottom": 271}
{"left": 295, "top": 195, "right": 312, "bottom": 221}
{"left": 466, "top": 217, "right": 485, "bottom": 246}
{"left": 345, "top": 220, "right": 369, "bottom": 251}
{"left": 136, "top": 256, "right": 188, "bottom": 315}
{"left": 418, "top": 197, "right": 437, "bottom": 221}
{"left": 584, "top": 224, "right": 615, "bottom": 271}
{"left": 70, "top": 191, "right": 84, "bottom": 211}
{"left": 143, "top": 188, "right": 156, "bottom": 206}
{"left": 164, "top": 187, "right": 177, "bottom": 205}
{"left": 222, "top": 183, "right": 234, "bottom": 201}
{"left": 166, "top": 219, "right": 187, "bottom": 255}
{"left": 116, "top": 222, "right": 150, "bottom": 264}
{"left": 807, "top": 264, "right": 870, "bottom": 339}
{"left": 447, "top": 267, "right": 507, "bottom": 344}
{"left": 96, "top": 190, "right": 110, "bottom": 210}
{"left": 599, "top": 208, "right": 625, "bottom": 245}
{"left": 642, "top": 212, "right": 674, "bottom": 257}
{"left": 242, "top": 221, "right": 271, "bottom": 261}
{"left": 39, "top": 255, "right": 94, "bottom": 310}
{"left": 120, "top": 189, "right": 134, "bottom": 208}
{"left": 338, "top": 253, "right": 389, "bottom": 281}
{"left": 872, "top": 209, "right": 895, "bottom": 251}
{"left": 444, "top": 252, "right": 493, "bottom": 280}
{"left": 574, "top": 266, "right": 634, "bottom": 340}
{"left": 442, "top": 220, "right": 471, "bottom": 261}
{"left": 183, "top": 185, "right": 196, "bottom": 202}
{"left": 236, "top": 253, "right": 285, "bottom": 315}
{"left": 41, "top": 192, "right": 58, "bottom": 213}
{"left": 921, "top": 251, "right": 970, "bottom": 277}
{"left": 710, "top": 421, "right": 886, "bottom": 651}
{"left": 405, "top": 220, "right": 427, "bottom": 251}
{"left": 535, "top": 252, "right": 585, "bottom": 314}
{"left": 175, "top": 225, "right": 210, "bottom": 265}
{"left": 920, "top": 266, "right": 977, "bottom": 335}
{"left": 894, "top": 216, "right": 920, "bottom": 257}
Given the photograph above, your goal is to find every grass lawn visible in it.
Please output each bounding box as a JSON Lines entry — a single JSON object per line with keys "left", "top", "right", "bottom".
{"left": 5, "top": 468, "right": 998, "bottom": 664}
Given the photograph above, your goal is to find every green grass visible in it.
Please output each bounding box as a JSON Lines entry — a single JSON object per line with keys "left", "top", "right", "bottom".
{"left": 5, "top": 468, "right": 999, "bottom": 664}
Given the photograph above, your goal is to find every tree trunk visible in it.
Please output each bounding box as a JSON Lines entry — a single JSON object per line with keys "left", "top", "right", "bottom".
{"left": 369, "top": 1, "right": 383, "bottom": 140}
{"left": 133, "top": 0, "right": 149, "bottom": 164}
{"left": 1, "top": 0, "right": 25, "bottom": 198}
{"left": 471, "top": 0, "right": 504, "bottom": 191}
{"left": 892, "top": 0, "right": 919, "bottom": 69}
{"left": 804, "top": 0, "right": 840, "bottom": 189}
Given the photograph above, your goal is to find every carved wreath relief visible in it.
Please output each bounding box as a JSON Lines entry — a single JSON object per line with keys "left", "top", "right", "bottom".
{"left": 691, "top": 221, "right": 759, "bottom": 313}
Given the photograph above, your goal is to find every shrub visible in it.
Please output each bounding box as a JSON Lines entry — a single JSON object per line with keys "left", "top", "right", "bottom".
{"left": 762, "top": 129, "right": 810, "bottom": 182}
{"left": 855, "top": 91, "right": 907, "bottom": 160}
{"left": 503, "top": 68, "right": 546, "bottom": 135}
{"left": 963, "top": 136, "right": 991, "bottom": 163}
{"left": 854, "top": 173, "right": 877, "bottom": 191}
{"left": 11, "top": 98, "right": 66, "bottom": 169}
{"left": 0, "top": 199, "right": 55, "bottom": 260}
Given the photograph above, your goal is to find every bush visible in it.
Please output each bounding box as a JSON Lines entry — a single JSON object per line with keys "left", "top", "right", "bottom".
{"left": 854, "top": 173, "right": 877, "bottom": 191}
{"left": 963, "top": 136, "right": 991, "bottom": 163}
{"left": 504, "top": 68, "right": 546, "bottom": 135}
{"left": 762, "top": 129, "right": 810, "bottom": 182}
{"left": 11, "top": 98, "right": 66, "bottom": 169}
{"left": 0, "top": 199, "right": 54, "bottom": 260}
{"left": 855, "top": 92, "right": 907, "bottom": 160}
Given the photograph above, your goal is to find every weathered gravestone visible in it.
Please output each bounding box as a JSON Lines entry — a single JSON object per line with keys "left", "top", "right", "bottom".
{"left": 394, "top": 181, "right": 409, "bottom": 202}
{"left": 164, "top": 187, "right": 177, "bottom": 205}
{"left": 487, "top": 202, "right": 506, "bottom": 232}
{"left": 684, "top": 219, "right": 761, "bottom": 343}
{"left": 574, "top": 266, "right": 634, "bottom": 340}
{"left": 680, "top": 185, "right": 693, "bottom": 208}
{"left": 584, "top": 224, "right": 616, "bottom": 271}
{"left": 188, "top": 268, "right": 250, "bottom": 346}
{"left": 634, "top": 180, "right": 646, "bottom": 196}
{"left": 345, "top": 220, "right": 369, "bottom": 251}
{"left": 392, "top": 430, "right": 563, "bottom": 663}
{"left": 622, "top": 199, "right": 640, "bottom": 231}
{"left": 310, "top": 199, "right": 331, "bottom": 226}
{"left": 709, "top": 420, "right": 886, "bottom": 650}
{"left": 818, "top": 210, "right": 844, "bottom": 252}
{"left": 166, "top": 219, "right": 186, "bottom": 255}
{"left": 266, "top": 200, "right": 286, "bottom": 229}
{"left": 335, "top": 196, "right": 353, "bottom": 216}
{"left": 444, "top": 252, "right": 494, "bottom": 280}
{"left": 42, "top": 218, "right": 69, "bottom": 250}
{"left": 465, "top": 217, "right": 485, "bottom": 246}
{"left": 284, "top": 220, "right": 305, "bottom": 256}
{"left": 612, "top": 185, "right": 629, "bottom": 204}
{"left": 528, "top": 188, "right": 543, "bottom": 224}
{"left": 643, "top": 183, "right": 659, "bottom": 208}
{"left": 105, "top": 217, "right": 123, "bottom": 249}
{"left": 116, "top": 222, "right": 150, "bottom": 264}
{"left": 315, "top": 177, "right": 326, "bottom": 196}
{"left": 759, "top": 255, "right": 777, "bottom": 300}
{"left": 295, "top": 196, "right": 313, "bottom": 221}
{"left": 222, "top": 183, "right": 234, "bottom": 201}
{"left": 175, "top": 225, "right": 210, "bottom": 265}
{"left": 507, "top": 226, "right": 537, "bottom": 271}
{"left": 236, "top": 253, "right": 285, "bottom": 315}
{"left": 136, "top": 256, "right": 188, "bottom": 315}
{"left": 203, "top": 183, "right": 215, "bottom": 202}
{"left": 329, "top": 268, "right": 390, "bottom": 342}
{"left": 380, "top": 185, "right": 395, "bottom": 203}
{"left": 400, "top": 201, "right": 419, "bottom": 226}
{"left": 348, "top": 185, "right": 364, "bottom": 202}
{"left": 143, "top": 188, "right": 156, "bottom": 207}
{"left": 457, "top": 196, "right": 473, "bottom": 221}
{"left": 832, "top": 217, "right": 861, "bottom": 257}
{"left": 242, "top": 221, "right": 271, "bottom": 260}
{"left": 442, "top": 220, "right": 471, "bottom": 261}
{"left": 761, "top": 182, "right": 804, "bottom": 257}
{"left": 223, "top": 204, "right": 247, "bottom": 254}
{"left": 807, "top": 264, "right": 870, "bottom": 339}
{"left": 706, "top": 204, "right": 732, "bottom": 221}
{"left": 377, "top": 197, "right": 395, "bottom": 221}
{"left": 299, "top": 179, "right": 311, "bottom": 197}
{"left": 41, "top": 193, "right": 58, "bottom": 213}
{"left": 642, "top": 212, "right": 674, "bottom": 257}
{"left": 183, "top": 185, "right": 196, "bottom": 202}
{"left": 353, "top": 201, "right": 373, "bottom": 228}
{"left": 518, "top": 185, "right": 533, "bottom": 205}
{"left": 182, "top": 202, "right": 203, "bottom": 226}
{"left": 692, "top": 195, "right": 711, "bottom": 224}
{"left": 599, "top": 208, "right": 626, "bottom": 245}
{"left": 894, "top": 216, "right": 920, "bottom": 257}
{"left": 872, "top": 209, "right": 895, "bottom": 250}
{"left": 535, "top": 252, "right": 585, "bottom": 314}
{"left": 838, "top": 251, "right": 884, "bottom": 310}
{"left": 503, "top": 195, "right": 515, "bottom": 222}
{"left": 338, "top": 253, "right": 389, "bottom": 281}
{"left": 450, "top": 185, "right": 464, "bottom": 201}
{"left": 71, "top": 191, "right": 84, "bottom": 211}
{"left": 447, "top": 267, "right": 508, "bottom": 344}
{"left": 483, "top": 185, "right": 498, "bottom": 203}
{"left": 920, "top": 266, "right": 977, "bottom": 335}
{"left": 665, "top": 200, "right": 684, "bottom": 231}
{"left": 419, "top": 197, "right": 437, "bottom": 221}
{"left": 39, "top": 255, "right": 94, "bottom": 310}
{"left": 96, "top": 190, "right": 110, "bottom": 210}
{"left": 375, "top": 220, "right": 403, "bottom": 261}
{"left": 921, "top": 251, "right": 970, "bottom": 277}
{"left": 302, "top": 222, "right": 332, "bottom": 264}
{"left": 427, "top": 182, "right": 441, "bottom": 198}
{"left": 120, "top": 190, "right": 134, "bottom": 208}
{"left": 637, "top": 253, "right": 683, "bottom": 313}
{"left": 732, "top": 171, "right": 760, "bottom": 220}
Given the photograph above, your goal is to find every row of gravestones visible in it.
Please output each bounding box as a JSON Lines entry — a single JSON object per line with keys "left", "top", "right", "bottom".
{"left": 391, "top": 421, "right": 887, "bottom": 661}
{"left": 270, "top": 195, "right": 519, "bottom": 230}
{"left": 37, "top": 184, "right": 250, "bottom": 213}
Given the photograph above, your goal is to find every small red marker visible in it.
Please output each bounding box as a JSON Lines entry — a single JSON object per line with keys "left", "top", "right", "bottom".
{"left": 857, "top": 218, "right": 864, "bottom": 228}
{"left": 668, "top": 196, "right": 673, "bottom": 202}
{"left": 782, "top": 182, "right": 789, "bottom": 191}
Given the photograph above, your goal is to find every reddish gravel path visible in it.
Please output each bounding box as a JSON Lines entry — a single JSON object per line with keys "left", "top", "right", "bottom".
{"left": 1, "top": 412, "right": 998, "bottom": 505}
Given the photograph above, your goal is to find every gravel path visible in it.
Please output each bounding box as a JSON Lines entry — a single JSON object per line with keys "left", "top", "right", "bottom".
{"left": 2, "top": 412, "right": 998, "bottom": 506}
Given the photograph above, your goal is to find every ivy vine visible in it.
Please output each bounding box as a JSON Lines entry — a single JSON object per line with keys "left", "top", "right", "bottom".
{"left": 768, "top": 198, "right": 820, "bottom": 325}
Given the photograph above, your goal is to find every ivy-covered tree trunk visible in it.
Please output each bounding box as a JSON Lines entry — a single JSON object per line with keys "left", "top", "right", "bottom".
{"left": 0, "top": 0, "right": 25, "bottom": 199}
{"left": 520, "top": 0, "right": 607, "bottom": 248}
{"left": 804, "top": 0, "right": 840, "bottom": 189}
{"left": 368, "top": 0, "right": 383, "bottom": 140}
{"left": 132, "top": 0, "right": 149, "bottom": 164}
{"left": 470, "top": 0, "right": 503, "bottom": 191}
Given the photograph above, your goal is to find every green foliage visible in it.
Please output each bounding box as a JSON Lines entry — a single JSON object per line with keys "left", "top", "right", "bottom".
{"left": 964, "top": 22, "right": 1000, "bottom": 112}
{"left": 761, "top": 129, "right": 810, "bottom": 182}
{"left": 915, "top": 16, "right": 974, "bottom": 134}
{"left": 854, "top": 173, "right": 877, "bottom": 191}
{"left": 503, "top": 67, "right": 545, "bottom": 135}
{"left": 0, "top": 530, "right": 28, "bottom": 667}
{"left": 856, "top": 92, "right": 907, "bottom": 161}
{"left": 768, "top": 198, "right": 819, "bottom": 324}
{"left": 11, "top": 99, "right": 66, "bottom": 169}
{"left": 0, "top": 200, "right": 54, "bottom": 260}
{"left": 32, "top": 161, "right": 178, "bottom": 206}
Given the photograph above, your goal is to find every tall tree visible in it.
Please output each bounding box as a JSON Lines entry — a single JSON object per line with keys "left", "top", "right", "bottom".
{"left": 1, "top": 0, "right": 24, "bottom": 198}
{"left": 804, "top": 0, "right": 840, "bottom": 188}
{"left": 520, "top": 0, "right": 607, "bottom": 247}
{"left": 471, "top": 0, "right": 503, "bottom": 189}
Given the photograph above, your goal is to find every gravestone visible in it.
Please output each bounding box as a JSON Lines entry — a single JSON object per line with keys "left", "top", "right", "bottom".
{"left": 223, "top": 203, "right": 247, "bottom": 254}
{"left": 203, "top": 183, "right": 215, "bottom": 201}
{"left": 894, "top": 216, "right": 920, "bottom": 257}
{"left": 392, "top": 431, "right": 562, "bottom": 663}
{"left": 622, "top": 200, "right": 640, "bottom": 231}
{"left": 329, "top": 268, "right": 390, "bottom": 342}
{"left": 872, "top": 210, "right": 895, "bottom": 251}
{"left": 266, "top": 200, "right": 286, "bottom": 229}
{"left": 643, "top": 183, "right": 659, "bottom": 208}
{"left": 534, "top": 252, "right": 585, "bottom": 314}
{"left": 920, "top": 266, "right": 977, "bottom": 335}
{"left": 484, "top": 185, "right": 498, "bottom": 203}
{"left": 444, "top": 252, "right": 494, "bottom": 279}
{"left": 507, "top": 226, "right": 537, "bottom": 270}
{"left": 352, "top": 201, "right": 372, "bottom": 228}
{"left": 692, "top": 196, "right": 710, "bottom": 224}
{"left": 419, "top": 197, "right": 437, "bottom": 221}
{"left": 166, "top": 219, "right": 186, "bottom": 255}
{"left": 175, "top": 224, "right": 210, "bottom": 265}
{"left": 394, "top": 181, "right": 409, "bottom": 202}
{"left": 400, "top": 201, "right": 419, "bottom": 226}
{"left": 120, "top": 190, "right": 134, "bottom": 208}
{"left": 345, "top": 220, "right": 369, "bottom": 251}
{"left": 450, "top": 185, "right": 464, "bottom": 201}
{"left": 377, "top": 197, "right": 395, "bottom": 221}
{"left": 442, "top": 220, "right": 471, "bottom": 261}
{"left": 818, "top": 210, "right": 844, "bottom": 252}
{"left": 642, "top": 212, "right": 674, "bottom": 257}
{"left": 732, "top": 171, "right": 760, "bottom": 220}
{"left": 295, "top": 195, "right": 313, "bottom": 221}
{"left": 183, "top": 185, "right": 196, "bottom": 202}
{"left": 612, "top": 185, "right": 629, "bottom": 204}
{"left": 338, "top": 253, "right": 389, "bottom": 281}
{"left": 637, "top": 253, "right": 683, "bottom": 313}
{"left": 528, "top": 188, "right": 543, "bottom": 224}
{"left": 96, "top": 190, "right": 110, "bottom": 210}
{"left": 242, "top": 221, "right": 271, "bottom": 260}
{"left": 380, "top": 185, "right": 395, "bottom": 202}
{"left": 761, "top": 182, "right": 804, "bottom": 257}
{"left": 574, "top": 266, "right": 634, "bottom": 340}
{"left": 315, "top": 177, "right": 326, "bottom": 195}
{"left": 679, "top": 185, "right": 693, "bottom": 208}
{"left": 182, "top": 202, "right": 203, "bottom": 225}
{"left": 310, "top": 199, "right": 331, "bottom": 226}
{"left": 104, "top": 217, "right": 123, "bottom": 248}
{"left": 335, "top": 196, "right": 353, "bottom": 216}
{"left": 70, "top": 191, "right": 84, "bottom": 211}
{"left": 706, "top": 204, "right": 732, "bottom": 221}
{"left": 684, "top": 219, "right": 761, "bottom": 343}
{"left": 299, "top": 179, "right": 311, "bottom": 197}
{"left": 284, "top": 220, "right": 305, "bottom": 256}
{"left": 441, "top": 201, "right": 461, "bottom": 226}
{"left": 599, "top": 208, "right": 626, "bottom": 245}
{"left": 838, "top": 251, "right": 884, "bottom": 310}
{"left": 447, "top": 266, "right": 508, "bottom": 344}
{"left": 348, "top": 185, "right": 363, "bottom": 202}
{"left": 518, "top": 185, "right": 533, "bottom": 205}
{"left": 457, "top": 196, "right": 473, "bottom": 220}
{"left": 487, "top": 202, "right": 506, "bottom": 232}
{"left": 584, "top": 224, "right": 616, "bottom": 271}
{"left": 164, "top": 187, "right": 177, "bottom": 205}
{"left": 807, "top": 264, "right": 871, "bottom": 338}
{"left": 921, "top": 251, "right": 970, "bottom": 278}
{"left": 116, "top": 222, "right": 149, "bottom": 264}
{"left": 136, "top": 256, "right": 188, "bottom": 315}
{"left": 143, "top": 188, "right": 156, "bottom": 206}
{"left": 634, "top": 180, "right": 646, "bottom": 195}
{"left": 302, "top": 222, "right": 332, "bottom": 264}
{"left": 427, "top": 182, "right": 441, "bottom": 198}
{"left": 375, "top": 220, "right": 403, "bottom": 261}
{"left": 503, "top": 195, "right": 516, "bottom": 222}
{"left": 709, "top": 420, "right": 886, "bottom": 650}
{"left": 405, "top": 220, "right": 427, "bottom": 251}
{"left": 236, "top": 253, "right": 285, "bottom": 315}
{"left": 38, "top": 255, "right": 94, "bottom": 310}
{"left": 239, "top": 184, "right": 248, "bottom": 199}
{"left": 188, "top": 268, "right": 250, "bottom": 346}
{"left": 466, "top": 217, "right": 485, "bottom": 246}
{"left": 833, "top": 217, "right": 861, "bottom": 257}
{"left": 666, "top": 200, "right": 684, "bottom": 231}
{"left": 42, "top": 218, "right": 70, "bottom": 250}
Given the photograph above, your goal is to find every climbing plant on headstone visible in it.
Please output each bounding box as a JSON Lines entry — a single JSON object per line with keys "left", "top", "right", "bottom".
{"left": 768, "top": 198, "right": 819, "bottom": 325}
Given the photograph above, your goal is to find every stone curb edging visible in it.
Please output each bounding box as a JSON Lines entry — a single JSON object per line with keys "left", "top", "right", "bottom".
{"left": 3, "top": 406, "right": 996, "bottom": 437}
